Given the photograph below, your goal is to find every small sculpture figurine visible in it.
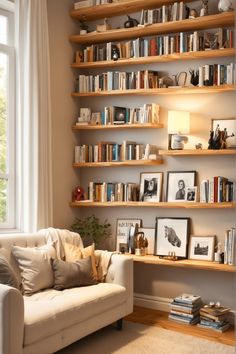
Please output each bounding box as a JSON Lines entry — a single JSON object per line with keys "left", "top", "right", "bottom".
{"left": 208, "top": 124, "right": 228, "bottom": 149}
{"left": 96, "top": 18, "right": 111, "bottom": 32}
{"left": 134, "top": 231, "right": 148, "bottom": 256}
{"left": 189, "top": 69, "right": 199, "bottom": 86}
{"left": 111, "top": 44, "right": 120, "bottom": 61}
{"left": 124, "top": 15, "right": 139, "bottom": 28}
{"left": 72, "top": 186, "right": 85, "bottom": 202}
{"left": 200, "top": 0, "right": 209, "bottom": 16}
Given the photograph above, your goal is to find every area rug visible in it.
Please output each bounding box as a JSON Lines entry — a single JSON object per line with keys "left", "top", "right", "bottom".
{"left": 56, "top": 320, "right": 235, "bottom": 354}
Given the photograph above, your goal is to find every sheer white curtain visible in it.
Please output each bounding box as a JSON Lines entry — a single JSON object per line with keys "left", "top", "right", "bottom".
{"left": 15, "top": 0, "right": 53, "bottom": 232}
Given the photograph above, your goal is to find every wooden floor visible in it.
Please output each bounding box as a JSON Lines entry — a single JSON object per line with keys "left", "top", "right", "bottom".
{"left": 125, "top": 306, "right": 236, "bottom": 347}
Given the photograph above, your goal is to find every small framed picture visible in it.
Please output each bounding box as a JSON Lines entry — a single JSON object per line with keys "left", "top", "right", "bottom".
{"left": 154, "top": 217, "right": 190, "bottom": 258}
{"left": 185, "top": 187, "right": 197, "bottom": 202}
{"left": 138, "top": 227, "right": 155, "bottom": 255}
{"left": 91, "top": 112, "right": 101, "bottom": 125}
{"left": 139, "top": 172, "right": 163, "bottom": 202}
{"left": 166, "top": 171, "right": 196, "bottom": 202}
{"left": 211, "top": 118, "right": 236, "bottom": 149}
{"left": 188, "top": 235, "right": 215, "bottom": 261}
{"left": 116, "top": 219, "right": 142, "bottom": 251}
{"left": 211, "top": 118, "right": 236, "bottom": 137}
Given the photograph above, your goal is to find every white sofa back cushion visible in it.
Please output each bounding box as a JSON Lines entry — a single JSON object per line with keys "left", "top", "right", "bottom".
{"left": 12, "top": 243, "right": 57, "bottom": 295}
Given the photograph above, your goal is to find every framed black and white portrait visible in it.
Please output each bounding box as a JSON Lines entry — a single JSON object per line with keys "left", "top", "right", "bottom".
{"left": 154, "top": 217, "right": 190, "bottom": 258}
{"left": 185, "top": 187, "right": 197, "bottom": 202}
{"left": 189, "top": 235, "right": 215, "bottom": 261}
{"left": 139, "top": 172, "right": 163, "bottom": 202}
{"left": 166, "top": 171, "right": 196, "bottom": 202}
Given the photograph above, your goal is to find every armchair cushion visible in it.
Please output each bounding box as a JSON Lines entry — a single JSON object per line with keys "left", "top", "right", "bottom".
{"left": 51, "top": 256, "right": 97, "bottom": 290}
{"left": 63, "top": 242, "right": 98, "bottom": 280}
{"left": 0, "top": 255, "right": 20, "bottom": 289}
{"left": 11, "top": 243, "right": 57, "bottom": 295}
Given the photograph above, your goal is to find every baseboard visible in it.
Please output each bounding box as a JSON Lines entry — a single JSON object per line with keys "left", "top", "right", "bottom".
{"left": 134, "top": 293, "right": 236, "bottom": 324}
{"left": 134, "top": 293, "right": 171, "bottom": 312}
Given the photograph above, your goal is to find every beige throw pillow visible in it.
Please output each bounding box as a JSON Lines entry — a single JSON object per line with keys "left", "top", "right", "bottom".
{"left": 0, "top": 255, "right": 20, "bottom": 290}
{"left": 63, "top": 243, "right": 98, "bottom": 280}
{"left": 52, "top": 256, "right": 97, "bottom": 290}
{"left": 11, "top": 243, "right": 56, "bottom": 295}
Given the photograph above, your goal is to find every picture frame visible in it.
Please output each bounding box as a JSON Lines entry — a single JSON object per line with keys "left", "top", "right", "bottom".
{"left": 211, "top": 118, "right": 236, "bottom": 149}
{"left": 116, "top": 219, "right": 142, "bottom": 252}
{"left": 188, "top": 235, "right": 215, "bottom": 261}
{"left": 138, "top": 227, "right": 155, "bottom": 255}
{"left": 154, "top": 217, "right": 190, "bottom": 258}
{"left": 166, "top": 171, "right": 196, "bottom": 202}
{"left": 185, "top": 187, "right": 197, "bottom": 202}
{"left": 139, "top": 172, "right": 163, "bottom": 202}
{"left": 211, "top": 118, "right": 236, "bottom": 138}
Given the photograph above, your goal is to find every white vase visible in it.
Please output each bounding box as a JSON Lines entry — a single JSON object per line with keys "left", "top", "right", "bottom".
{"left": 218, "top": 0, "right": 232, "bottom": 12}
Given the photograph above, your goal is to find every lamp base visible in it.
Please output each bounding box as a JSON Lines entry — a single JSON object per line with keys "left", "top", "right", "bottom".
{"left": 169, "top": 135, "right": 188, "bottom": 150}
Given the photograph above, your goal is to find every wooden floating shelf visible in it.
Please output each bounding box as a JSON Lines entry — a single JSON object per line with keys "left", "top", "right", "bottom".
{"left": 69, "top": 12, "right": 235, "bottom": 45}
{"left": 70, "top": 0, "right": 195, "bottom": 21}
{"left": 71, "top": 49, "right": 235, "bottom": 70}
{"left": 127, "top": 254, "right": 236, "bottom": 273}
{"left": 70, "top": 201, "right": 236, "bottom": 209}
{"left": 72, "top": 85, "right": 235, "bottom": 97}
{"left": 72, "top": 123, "right": 163, "bottom": 130}
{"left": 159, "top": 149, "right": 236, "bottom": 156}
{"left": 73, "top": 159, "right": 163, "bottom": 168}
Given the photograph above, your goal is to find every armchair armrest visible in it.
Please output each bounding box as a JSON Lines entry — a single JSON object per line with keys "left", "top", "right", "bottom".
{"left": 0, "top": 284, "right": 24, "bottom": 354}
{"left": 105, "top": 254, "right": 133, "bottom": 314}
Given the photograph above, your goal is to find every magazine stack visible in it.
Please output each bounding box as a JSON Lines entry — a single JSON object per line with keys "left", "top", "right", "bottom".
{"left": 169, "top": 293, "right": 202, "bottom": 325}
{"left": 197, "top": 304, "right": 231, "bottom": 332}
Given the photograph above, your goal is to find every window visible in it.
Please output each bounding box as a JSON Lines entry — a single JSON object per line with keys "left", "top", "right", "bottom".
{"left": 0, "top": 1, "right": 15, "bottom": 229}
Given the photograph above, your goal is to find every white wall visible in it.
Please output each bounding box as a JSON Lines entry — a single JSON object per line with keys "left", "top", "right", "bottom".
{"left": 47, "top": 0, "right": 236, "bottom": 310}
{"left": 47, "top": 0, "right": 81, "bottom": 228}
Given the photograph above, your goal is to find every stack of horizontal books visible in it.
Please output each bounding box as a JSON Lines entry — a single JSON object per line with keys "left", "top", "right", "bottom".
{"left": 169, "top": 293, "right": 202, "bottom": 325}
{"left": 197, "top": 305, "right": 231, "bottom": 332}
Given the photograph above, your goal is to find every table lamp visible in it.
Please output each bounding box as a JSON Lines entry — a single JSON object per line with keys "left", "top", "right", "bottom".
{"left": 168, "top": 110, "right": 190, "bottom": 150}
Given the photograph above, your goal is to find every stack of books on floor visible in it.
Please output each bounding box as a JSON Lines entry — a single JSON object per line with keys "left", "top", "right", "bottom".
{"left": 169, "top": 293, "right": 202, "bottom": 325}
{"left": 197, "top": 305, "right": 231, "bottom": 332}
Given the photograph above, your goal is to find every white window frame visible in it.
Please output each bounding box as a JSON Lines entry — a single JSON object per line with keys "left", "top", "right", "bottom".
{"left": 0, "top": 1, "right": 16, "bottom": 230}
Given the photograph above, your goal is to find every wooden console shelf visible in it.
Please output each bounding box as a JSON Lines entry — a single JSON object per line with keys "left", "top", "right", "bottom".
{"left": 72, "top": 85, "right": 235, "bottom": 97}
{"left": 127, "top": 254, "right": 236, "bottom": 273}
{"left": 159, "top": 149, "right": 236, "bottom": 156}
{"left": 70, "top": 201, "right": 236, "bottom": 208}
{"left": 70, "top": 0, "right": 195, "bottom": 21}
{"left": 72, "top": 123, "right": 163, "bottom": 130}
{"left": 69, "top": 12, "right": 235, "bottom": 45}
{"left": 71, "top": 48, "right": 235, "bottom": 70}
{"left": 73, "top": 159, "right": 163, "bottom": 168}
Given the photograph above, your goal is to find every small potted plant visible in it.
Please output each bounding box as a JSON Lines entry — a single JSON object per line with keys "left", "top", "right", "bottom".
{"left": 71, "top": 215, "right": 111, "bottom": 248}
{"left": 79, "top": 20, "right": 89, "bottom": 35}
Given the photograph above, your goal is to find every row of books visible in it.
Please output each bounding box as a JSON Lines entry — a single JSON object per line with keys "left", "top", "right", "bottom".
{"left": 74, "top": 142, "right": 158, "bottom": 163}
{"left": 88, "top": 182, "right": 139, "bottom": 202}
{"left": 76, "top": 104, "right": 160, "bottom": 126}
{"left": 74, "top": 0, "right": 111, "bottom": 9}
{"left": 198, "top": 63, "right": 235, "bottom": 87}
{"left": 78, "top": 28, "right": 233, "bottom": 63}
{"left": 169, "top": 293, "right": 202, "bottom": 325}
{"left": 197, "top": 304, "right": 231, "bottom": 332}
{"left": 74, "top": 63, "right": 234, "bottom": 93}
{"left": 224, "top": 228, "right": 236, "bottom": 265}
{"left": 200, "top": 176, "right": 234, "bottom": 203}
{"left": 139, "top": 2, "right": 187, "bottom": 25}
{"left": 75, "top": 70, "right": 159, "bottom": 93}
